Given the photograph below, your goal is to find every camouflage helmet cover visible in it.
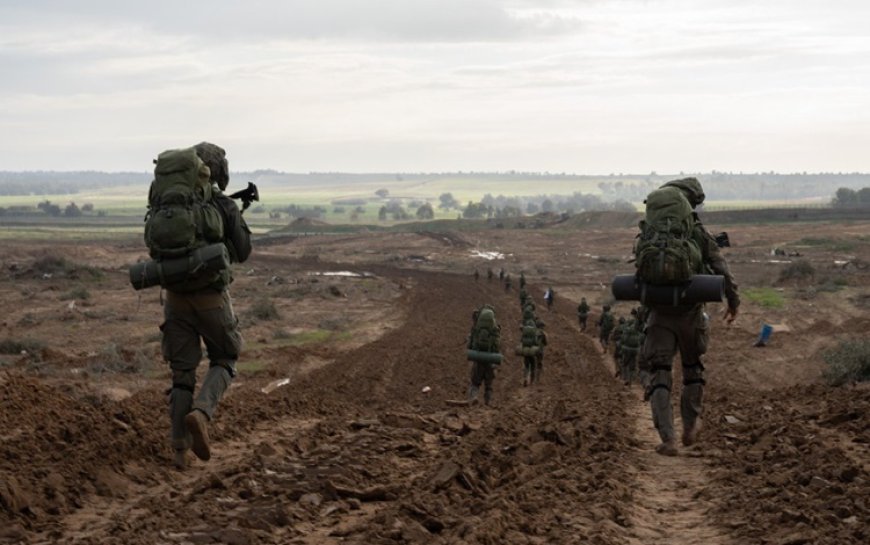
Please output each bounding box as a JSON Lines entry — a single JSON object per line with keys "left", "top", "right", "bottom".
{"left": 660, "top": 177, "right": 705, "bottom": 207}
{"left": 193, "top": 141, "right": 229, "bottom": 190}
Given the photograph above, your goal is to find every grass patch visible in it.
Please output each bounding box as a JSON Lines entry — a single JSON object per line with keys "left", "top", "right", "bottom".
{"left": 31, "top": 255, "right": 103, "bottom": 279}
{"left": 744, "top": 288, "right": 785, "bottom": 309}
{"left": 59, "top": 287, "right": 91, "bottom": 301}
{"left": 236, "top": 359, "right": 269, "bottom": 374}
{"left": 88, "top": 343, "right": 152, "bottom": 374}
{"left": 0, "top": 338, "right": 46, "bottom": 354}
{"left": 823, "top": 339, "right": 870, "bottom": 386}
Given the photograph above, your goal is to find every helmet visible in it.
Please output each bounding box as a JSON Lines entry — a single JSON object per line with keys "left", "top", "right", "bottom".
{"left": 603, "top": 305, "right": 611, "bottom": 311}
{"left": 193, "top": 141, "right": 229, "bottom": 190}
{"left": 661, "top": 177, "right": 705, "bottom": 207}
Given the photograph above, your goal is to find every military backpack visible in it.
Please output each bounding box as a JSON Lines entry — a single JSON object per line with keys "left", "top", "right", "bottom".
{"left": 143, "top": 148, "right": 227, "bottom": 291}
{"left": 634, "top": 186, "right": 703, "bottom": 285}
{"left": 471, "top": 307, "right": 499, "bottom": 353}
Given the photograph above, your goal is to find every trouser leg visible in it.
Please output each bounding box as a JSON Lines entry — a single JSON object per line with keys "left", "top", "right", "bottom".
{"left": 169, "top": 378, "right": 194, "bottom": 451}
{"left": 483, "top": 364, "right": 494, "bottom": 405}
{"left": 192, "top": 363, "right": 234, "bottom": 420}
{"left": 680, "top": 363, "right": 705, "bottom": 432}
{"left": 650, "top": 369, "right": 674, "bottom": 442}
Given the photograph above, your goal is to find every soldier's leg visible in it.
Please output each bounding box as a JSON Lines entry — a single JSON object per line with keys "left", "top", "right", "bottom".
{"left": 483, "top": 364, "right": 495, "bottom": 405}
{"left": 161, "top": 298, "right": 203, "bottom": 465}
{"left": 196, "top": 291, "right": 242, "bottom": 419}
{"left": 642, "top": 323, "right": 679, "bottom": 450}
{"left": 523, "top": 356, "right": 533, "bottom": 386}
{"left": 678, "top": 311, "right": 708, "bottom": 445}
{"left": 534, "top": 351, "right": 543, "bottom": 383}
{"left": 468, "top": 362, "right": 483, "bottom": 401}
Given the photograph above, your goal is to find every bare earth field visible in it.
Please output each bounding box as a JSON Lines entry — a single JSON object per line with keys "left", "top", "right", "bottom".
{"left": 0, "top": 216, "right": 868, "bottom": 544}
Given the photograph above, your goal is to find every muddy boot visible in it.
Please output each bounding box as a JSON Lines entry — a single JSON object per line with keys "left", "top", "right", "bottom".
{"left": 655, "top": 439, "right": 678, "bottom": 457}
{"left": 467, "top": 385, "right": 479, "bottom": 404}
{"left": 173, "top": 449, "right": 189, "bottom": 470}
{"left": 682, "top": 419, "right": 703, "bottom": 447}
{"left": 169, "top": 387, "right": 193, "bottom": 452}
{"left": 185, "top": 410, "right": 211, "bottom": 461}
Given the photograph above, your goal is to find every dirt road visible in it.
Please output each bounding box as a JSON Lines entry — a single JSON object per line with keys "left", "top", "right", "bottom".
{"left": 1, "top": 228, "right": 868, "bottom": 544}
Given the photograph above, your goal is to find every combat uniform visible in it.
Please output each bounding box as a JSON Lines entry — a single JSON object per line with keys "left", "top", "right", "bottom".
{"left": 164, "top": 145, "right": 252, "bottom": 466}
{"left": 577, "top": 299, "right": 590, "bottom": 331}
{"left": 639, "top": 178, "right": 739, "bottom": 453}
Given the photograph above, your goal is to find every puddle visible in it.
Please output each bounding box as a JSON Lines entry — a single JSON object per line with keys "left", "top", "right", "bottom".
{"left": 307, "top": 271, "right": 375, "bottom": 278}
{"left": 470, "top": 250, "right": 505, "bottom": 260}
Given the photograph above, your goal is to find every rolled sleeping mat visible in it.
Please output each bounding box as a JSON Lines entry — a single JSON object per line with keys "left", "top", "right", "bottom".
{"left": 611, "top": 274, "right": 724, "bottom": 305}
{"left": 467, "top": 350, "right": 504, "bottom": 365}
{"left": 514, "top": 345, "right": 541, "bottom": 357}
{"left": 129, "top": 243, "right": 230, "bottom": 290}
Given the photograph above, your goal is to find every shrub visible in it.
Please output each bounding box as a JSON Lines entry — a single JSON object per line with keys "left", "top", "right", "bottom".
{"left": 248, "top": 298, "right": 280, "bottom": 321}
{"left": 823, "top": 339, "right": 870, "bottom": 386}
{"left": 88, "top": 343, "right": 152, "bottom": 374}
{"left": 0, "top": 338, "right": 46, "bottom": 354}
{"left": 779, "top": 260, "right": 815, "bottom": 282}
{"left": 60, "top": 287, "right": 91, "bottom": 301}
{"left": 744, "top": 287, "right": 785, "bottom": 309}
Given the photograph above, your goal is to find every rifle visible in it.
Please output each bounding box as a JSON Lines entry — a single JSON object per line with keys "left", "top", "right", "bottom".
{"left": 228, "top": 182, "right": 260, "bottom": 213}
{"left": 714, "top": 232, "right": 731, "bottom": 248}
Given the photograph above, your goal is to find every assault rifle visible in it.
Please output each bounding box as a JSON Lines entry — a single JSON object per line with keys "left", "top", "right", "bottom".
{"left": 228, "top": 182, "right": 260, "bottom": 213}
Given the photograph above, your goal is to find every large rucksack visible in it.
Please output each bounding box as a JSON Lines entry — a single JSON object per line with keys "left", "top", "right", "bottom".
{"left": 143, "top": 148, "right": 226, "bottom": 291}
{"left": 634, "top": 186, "right": 703, "bottom": 285}
{"left": 600, "top": 312, "right": 614, "bottom": 333}
{"left": 472, "top": 307, "right": 499, "bottom": 353}
{"left": 621, "top": 321, "right": 642, "bottom": 352}
{"left": 521, "top": 323, "right": 539, "bottom": 348}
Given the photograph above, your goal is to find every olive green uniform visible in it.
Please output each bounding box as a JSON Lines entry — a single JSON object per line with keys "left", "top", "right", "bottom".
{"left": 164, "top": 193, "right": 251, "bottom": 453}
{"left": 641, "top": 192, "right": 739, "bottom": 446}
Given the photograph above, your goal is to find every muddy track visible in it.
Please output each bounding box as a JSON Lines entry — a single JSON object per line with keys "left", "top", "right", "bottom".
{"left": 1, "top": 258, "right": 867, "bottom": 544}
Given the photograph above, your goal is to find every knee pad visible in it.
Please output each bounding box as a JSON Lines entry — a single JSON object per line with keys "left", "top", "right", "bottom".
{"left": 210, "top": 359, "right": 237, "bottom": 378}
{"left": 172, "top": 369, "right": 196, "bottom": 392}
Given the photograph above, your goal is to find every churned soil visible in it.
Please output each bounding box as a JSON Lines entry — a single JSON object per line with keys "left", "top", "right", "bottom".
{"left": 0, "top": 217, "right": 868, "bottom": 544}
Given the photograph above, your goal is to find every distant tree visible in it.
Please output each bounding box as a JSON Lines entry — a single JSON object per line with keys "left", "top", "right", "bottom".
{"left": 439, "top": 192, "right": 459, "bottom": 210}
{"left": 333, "top": 206, "right": 346, "bottom": 214}
{"left": 64, "top": 202, "right": 82, "bottom": 217}
{"left": 526, "top": 202, "right": 540, "bottom": 214}
{"left": 354, "top": 205, "right": 366, "bottom": 214}
{"left": 37, "top": 200, "right": 61, "bottom": 217}
{"left": 858, "top": 187, "right": 870, "bottom": 204}
{"left": 541, "top": 199, "right": 555, "bottom": 213}
{"left": 833, "top": 187, "right": 858, "bottom": 207}
{"left": 416, "top": 203, "right": 434, "bottom": 220}
{"left": 375, "top": 188, "right": 390, "bottom": 198}
{"left": 378, "top": 206, "right": 388, "bottom": 221}
{"left": 81, "top": 202, "right": 94, "bottom": 213}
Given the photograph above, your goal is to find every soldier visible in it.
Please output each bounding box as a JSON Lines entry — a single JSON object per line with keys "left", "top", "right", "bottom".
{"left": 499, "top": 268, "right": 505, "bottom": 281}
{"left": 164, "top": 142, "right": 252, "bottom": 470}
{"left": 518, "top": 287, "right": 529, "bottom": 307}
{"left": 620, "top": 311, "right": 644, "bottom": 386}
{"left": 639, "top": 178, "right": 739, "bottom": 456}
{"left": 534, "top": 317, "right": 548, "bottom": 383}
{"left": 504, "top": 274, "right": 512, "bottom": 292}
{"left": 519, "top": 319, "right": 539, "bottom": 387}
{"left": 577, "top": 297, "right": 590, "bottom": 331}
{"left": 487, "top": 268, "right": 494, "bottom": 282}
{"left": 467, "top": 305, "right": 501, "bottom": 406}
{"left": 473, "top": 269, "right": 480, "bottom": 281}
{"left": 612, "top": 316, "right": 627, "bottom": 375}
{"left": 519, "top": 271, "right": 527, "bottom": 289}
{"left": 597, "top": 305, "right": 615, "bottom": 352}
{"left": 544, "top": 286, "right": 555, "bottom": 311}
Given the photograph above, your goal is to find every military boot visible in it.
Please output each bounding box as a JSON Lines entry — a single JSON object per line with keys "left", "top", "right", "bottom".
{"left": 173, "top": 449, "right": 189, "bottom": 470}
{"left": 682, "top": 419, "right": 703, "bottom": 447}
{"left": 185, "top": 410, "right": 211, "bottom": 461}
{"left": 655, "top": 439, "right": 678, "bottom": 457}
{"left": 467, "top": 385, "right": 479, "bottom": 404}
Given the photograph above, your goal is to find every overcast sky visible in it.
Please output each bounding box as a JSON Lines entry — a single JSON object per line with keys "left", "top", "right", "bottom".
{"left": 1, "top": 0, "right": 869, "bottom": 173}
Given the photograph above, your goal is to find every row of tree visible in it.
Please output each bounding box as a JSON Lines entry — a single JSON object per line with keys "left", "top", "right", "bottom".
{"left": 832, "top": 187, "right": 870, "bottom": 207}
